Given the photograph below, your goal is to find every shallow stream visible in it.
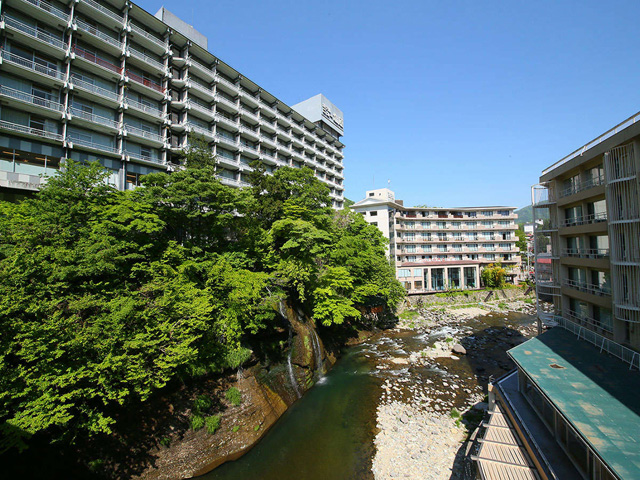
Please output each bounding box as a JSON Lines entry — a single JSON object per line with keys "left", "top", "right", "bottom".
{"left": 202, "top": 312, "right": 536, "bottom": 480}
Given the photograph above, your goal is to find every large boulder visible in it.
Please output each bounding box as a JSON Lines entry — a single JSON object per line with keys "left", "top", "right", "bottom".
{"left": 452, "top": 344, "right": 467, "bottom": 355}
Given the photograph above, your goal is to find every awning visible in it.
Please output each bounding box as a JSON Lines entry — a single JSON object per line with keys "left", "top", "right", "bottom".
{"left": 508, "top": 328, "right": 640, "bottom": 479}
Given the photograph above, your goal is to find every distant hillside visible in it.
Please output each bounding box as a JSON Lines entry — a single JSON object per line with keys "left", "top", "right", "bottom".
{"left": 515, "top": 205, "right": 549, "bottom": 224}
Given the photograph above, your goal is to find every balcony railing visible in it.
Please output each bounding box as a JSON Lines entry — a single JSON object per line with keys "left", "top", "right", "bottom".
{"left": 129, "top": 24, "right": 165, "bottom": 49}
{"left": 68, "top": 135, "right": 119, "bottom": 154}
{"left": 216, "top": 135, "right": 238, "bottom": 147}
{"left": 240, "top": 143, "right": 258, "bottom": 154}
{"left": 69, "top": 106, "right": 119, "bottom": 129}
{"left": 186, "top": 123, "right": 213, "bottom": 138}
{"left": 129, "top": 47, "right": 165, "bottom": 71}
{"left": 125, "top": 150, "right": 163, "bottom": 165}
{"left": 124, "top": 125, "right": 163, "bottom": 143}
{"left": 0, "top": 85, "right": 64, "bottom": 112}
{"left": 190, "top": 81, "right": 214, "bottom": 97}
{"left": 215, "top": 75, "right": 239, "bottom": 91}
{"left": 215, "top": 94, "right": 238, "bottom": 109}
{"left": 124, "top": 97, "right": 162, "bottom": 117}
{"left": 562, "top": 211, "right": 608, "bottom": 227}
{"left": 73, "top": 46, "right": 123, "bottom": 74}
{"left": 22, "top": 0, "right": 69, "bottom": 21}
{"left": 126, "top": 70, "right": 164, "bottom": 93}
{"left": 82, "top": 0, "right": 124, "bottom": 22}
{"left": 560, "top": 174, "right": 605, "bottom": 198}
{"left": 75, "top": 18, "right": 123, "bottom": 50}
{"left": 71, "top": 76, "right": 119, "bottom": 101}
{"left": 0, "top": 120, "right": 63, "bottom": 141}
{"left": 215, "top": 114, "right": 238, "bottom": 127}
{"left": 1, "top": 50, "right": 65, "bottom": 81}
{"left": 216, "top": 175, "right": 250, "bottom": 188}
{"left": 189, "top": 102, "right": 214, "bottom": 117}
{"left": 561, "top": 248, "right": 609, "bottom": 259}
{"left": 563, "top": 278, "right": 611, "bottom": 296}
{"left": 189, "top": 57, "right": 212, "bottom": 75}
{"left": 565, "top": 310, "right": 613, "bottom": 335}
{"left": 3, "top": 15, "right": 68, "bottom": 51}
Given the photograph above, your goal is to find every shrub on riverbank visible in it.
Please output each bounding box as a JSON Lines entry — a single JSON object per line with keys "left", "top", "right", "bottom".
{"left": 225, "top": 388, "right": 242, "bottom": 406}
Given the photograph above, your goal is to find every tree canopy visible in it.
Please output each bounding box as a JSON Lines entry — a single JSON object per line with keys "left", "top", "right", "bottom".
{"left": 0, "top": 153, "right": 403, "bottom": 452}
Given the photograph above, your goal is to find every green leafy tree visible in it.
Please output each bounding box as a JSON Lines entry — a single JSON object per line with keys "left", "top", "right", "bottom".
{"left": 481, "top": 263, "right": 507, "bottom": 288}
{"left": 0, "top": 156, "right": 403, "bottom": 456}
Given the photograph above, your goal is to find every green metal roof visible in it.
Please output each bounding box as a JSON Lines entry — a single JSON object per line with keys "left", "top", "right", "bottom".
{"left": 508, "top": 328, "right": 640, "bottom": 480}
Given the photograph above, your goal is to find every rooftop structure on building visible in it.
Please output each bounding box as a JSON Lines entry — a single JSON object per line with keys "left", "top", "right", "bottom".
{"left": 351, "top": 188, "right": 520, "bottom": 294}
{"left": 475, "top": 110, "right": 640, "bottom": 480}
{"left": 0, "top": 0, "right": 345, "bottom": 207}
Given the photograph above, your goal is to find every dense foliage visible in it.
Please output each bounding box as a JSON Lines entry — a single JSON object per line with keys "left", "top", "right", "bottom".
{"left": 0, "top": 152, "right": 403, "bottom": 452}
{"left": 480, "top": 263, "right": 507, "bottom": 288}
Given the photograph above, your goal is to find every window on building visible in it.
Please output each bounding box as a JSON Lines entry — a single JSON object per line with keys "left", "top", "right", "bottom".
{"left": 464, "top": 267, "right": 476, "bottom": 288}
{"left": 483, "top": 210, "right": 493, "bottom": 217}
{"left": 436, "top": 221, "right": 446, "bottom": 229}
{"left": 466, "top": 211, "right": 477, "bottom": 218}
{"left": 369, "top": 210, "right": 378, "bottom": 216}
{"left": 397, "top": 269, "right": 411, "bottom": 277}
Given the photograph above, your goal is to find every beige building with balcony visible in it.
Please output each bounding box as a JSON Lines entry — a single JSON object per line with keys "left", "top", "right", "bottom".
{"left": 0, "top": 0, "right": 345, "bottom": 207}
{"left": 351, "top": 188, "right": 520, "bottom": 294}
{"left": 532, "top": 111, "right": 640, "bottom": 347}
{"left": 475, "top": 111, "right": 640, "bottom": 480}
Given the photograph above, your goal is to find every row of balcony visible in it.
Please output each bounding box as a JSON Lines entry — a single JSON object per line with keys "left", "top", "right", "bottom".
{"left": 399, "top": 248, "right": 519, "bottom": 254}
{"left": 564, "top": 310, "right": 613, "bottom": 335}
{"left": 397, "top": 236, "right": 514, "bottom": 243}
{"left": 559, "top": 174, "right": 605, "bottom": 198}
{"left": 561, "top": 248, "right": 609, "bottom": 259}
{"left": 396, "top": 223, "right": 515, "bottom": 231}
{"left": 0, "top": 85, "right": 344, "bottom": 178}
{"left": 398, "top": 213, "right": 516, "bottom": 220}
{"left": 9, "top": 0, "right": 345, "bottom": 146}
{"left": 562, "top": 212, "right": 608, "bottom": 227}
{"left": 1, "top": 45, "right": 166, "bottom": 100}
{"left": 0, "top": 115, "right": 162, "bottom": 151}
{"left": 563, "top": 278, "right": 611, "bottom": 296}
{"left": 2, "top": 55, "right": 342, "bottom": 163}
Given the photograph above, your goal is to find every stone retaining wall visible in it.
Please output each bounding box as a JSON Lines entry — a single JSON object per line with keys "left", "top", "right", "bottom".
{"left": 405, "top": 287, "right": 533, "bottom": 307}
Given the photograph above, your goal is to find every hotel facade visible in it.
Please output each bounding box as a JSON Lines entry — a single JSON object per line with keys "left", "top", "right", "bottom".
{"left": 0, "top": 0, "right": 345, "bottom": 207}
{"left": 351, "top": 188, "right": 520, "bottom": 294}
{"left": 475, "top": 112, "right": 640, "bottom": 480}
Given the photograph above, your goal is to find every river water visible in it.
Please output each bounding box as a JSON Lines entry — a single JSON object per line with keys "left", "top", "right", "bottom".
{"left": 203, "top": 311, "right": 536, "bottom": 480}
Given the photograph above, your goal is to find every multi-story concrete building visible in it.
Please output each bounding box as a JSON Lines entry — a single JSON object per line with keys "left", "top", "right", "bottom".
{"left": 351, "top": 188, "right": 520, "bottom": 293}
{"left": 0, "top": 0, "right": 345, "bottom": 207}
{"left": 475, "top": 112, "right": 640, "bottom": 480}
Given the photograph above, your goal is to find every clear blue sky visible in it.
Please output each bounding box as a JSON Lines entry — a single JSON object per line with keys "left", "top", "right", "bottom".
{"left": 139, "top": 0, "right": 640, "bottom": 208}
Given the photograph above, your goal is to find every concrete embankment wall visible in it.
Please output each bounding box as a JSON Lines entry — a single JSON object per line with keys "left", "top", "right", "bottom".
{"left": 404, "top": 287, "right": 533, "bottom": 308}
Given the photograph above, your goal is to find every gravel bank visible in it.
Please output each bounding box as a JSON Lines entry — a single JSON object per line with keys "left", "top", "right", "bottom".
{"left": 373, "top": 401, "right": 466, "bottom": 480}
{"left": 372, "top": 300, "right": 542, "bottom": 480}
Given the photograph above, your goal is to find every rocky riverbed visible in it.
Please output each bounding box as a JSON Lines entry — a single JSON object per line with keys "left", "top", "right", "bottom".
{"left": 372, "top": 299, "right": 541, "bottom": 480}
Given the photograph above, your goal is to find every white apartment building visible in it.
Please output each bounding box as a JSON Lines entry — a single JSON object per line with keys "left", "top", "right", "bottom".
{"left": 352, "top": 189, "right": 520, "bottom": 293}
{"left": 0, "top": 0, "right": 345, "bottom": 207}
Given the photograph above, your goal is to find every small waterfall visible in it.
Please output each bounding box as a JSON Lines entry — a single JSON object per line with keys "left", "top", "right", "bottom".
{"left": 309, "top": 326, "right": 325, "bottom": 378}
{"left": 287, "top": 327, "right": 301, "bottom": 399}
